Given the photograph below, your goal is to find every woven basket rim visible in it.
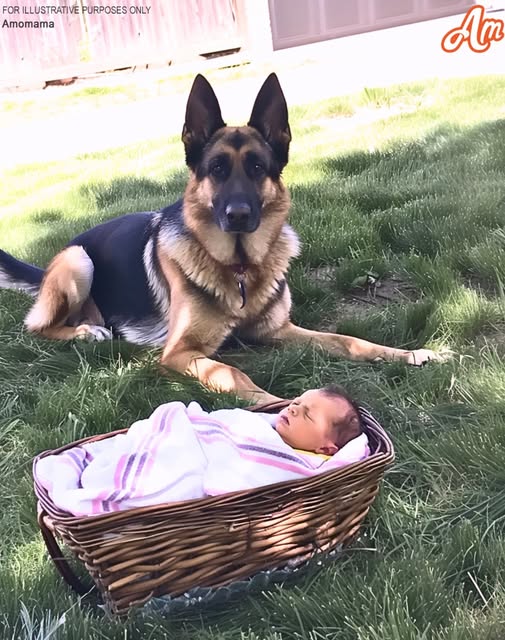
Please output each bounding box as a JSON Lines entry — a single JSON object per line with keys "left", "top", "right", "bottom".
{"left": 33, "top": 400, "right": 394, "bottom": 527}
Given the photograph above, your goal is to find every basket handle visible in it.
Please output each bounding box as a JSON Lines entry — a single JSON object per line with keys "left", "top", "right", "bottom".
{"left": 37, "top": 511, "right": 91, "bottom": 596}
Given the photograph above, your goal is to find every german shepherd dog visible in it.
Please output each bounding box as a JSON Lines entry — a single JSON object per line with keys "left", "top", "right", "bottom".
{"left": 0, "top": 73, "right": 447, "bottom": 403}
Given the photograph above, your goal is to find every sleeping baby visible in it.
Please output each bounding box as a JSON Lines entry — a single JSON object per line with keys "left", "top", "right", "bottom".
{"left": 273, "top": 384, "right": 363, "bottom": 458}
{"left": 35, "top": 385, "right": 369, "bottom": 516}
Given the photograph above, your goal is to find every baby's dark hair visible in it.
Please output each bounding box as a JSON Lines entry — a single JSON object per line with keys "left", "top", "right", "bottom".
{"left": 320, "top": 384, "right": 363, "bottom": 448}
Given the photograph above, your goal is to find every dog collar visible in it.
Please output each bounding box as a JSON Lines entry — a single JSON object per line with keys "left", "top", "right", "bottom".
{"left": 231, "top": 263, "right": 247, "bottom": 308}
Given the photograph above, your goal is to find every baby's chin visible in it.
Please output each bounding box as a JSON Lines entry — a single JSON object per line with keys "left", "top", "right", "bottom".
{"left": 275, "top": 414, "right": 292, "bottom": 443}
{"left": 275, "top": 414, "right": 285, "bottom": 434}
{"left": 275, "top": 412, "right": 288, "bottom": 430}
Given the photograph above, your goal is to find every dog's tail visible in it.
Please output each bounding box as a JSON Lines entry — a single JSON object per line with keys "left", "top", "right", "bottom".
{"left": 0, "top": 249, "right": 44, "bottom": 296}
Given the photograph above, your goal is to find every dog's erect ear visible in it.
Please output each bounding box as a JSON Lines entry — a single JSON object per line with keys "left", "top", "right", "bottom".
{"left": 248, "top": 73, "right": 291, "bottom": 171}
{"left": 182, "top": 74, "right": 226, "bottom": 168}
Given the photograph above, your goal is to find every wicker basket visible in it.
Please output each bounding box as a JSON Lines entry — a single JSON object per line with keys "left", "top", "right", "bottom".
{"left": 33, "top": 399, "right": 394, "bottom": 615}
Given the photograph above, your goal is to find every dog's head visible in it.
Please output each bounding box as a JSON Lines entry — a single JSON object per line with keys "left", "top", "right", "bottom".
{"left": 181, "top": 73, "right": 291, "bottom": 235}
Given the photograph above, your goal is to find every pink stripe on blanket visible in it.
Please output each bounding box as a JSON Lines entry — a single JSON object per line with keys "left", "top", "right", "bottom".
{"left": 89, "top": 452, "right": 130, "bottom": 514}
{"left": 115, "top": 452, "right": 149, "bottom": 505}
{"left": 64, "top": 449, "right": 86, "bottom": 476}
{"left": 106, "top": 453, "right": 137, "bottom": 511}
{"left": 196, "top": 428, "right": 306, "bottom": 460}
{"left": 235, "top": 449, "right": 316, "bottom": 477}
{"left": 91, "top": 405, "right": 181, "bottom": 513}
{"left": 190, "top": 414, "right": 276, "bottom": 447}
{"left": 197, "top": 432, "right": 316, "bottom": 476}
{"left": 132, "top": 405, "right": 182, "bottom": 489}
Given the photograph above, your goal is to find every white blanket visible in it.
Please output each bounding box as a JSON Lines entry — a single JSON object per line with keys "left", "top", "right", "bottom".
{"left": 35, "top": 402, "right": 370, "bottom": 516}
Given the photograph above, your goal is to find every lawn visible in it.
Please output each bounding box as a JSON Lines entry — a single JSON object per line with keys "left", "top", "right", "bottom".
{"left": 1, "top": 74, "right": 505, "bottom": 639}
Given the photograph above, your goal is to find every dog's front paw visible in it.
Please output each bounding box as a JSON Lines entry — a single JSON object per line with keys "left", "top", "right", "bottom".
{"left": 406, "top": 347, "right": 454, "bottom": 366}
{"left": 75, "top": 324, "right": 113, "bottom": 342}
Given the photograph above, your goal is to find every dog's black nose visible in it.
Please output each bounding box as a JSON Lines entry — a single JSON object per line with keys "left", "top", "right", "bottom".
{"left": 225, "top": 202, "right": 251, "bottom": 228}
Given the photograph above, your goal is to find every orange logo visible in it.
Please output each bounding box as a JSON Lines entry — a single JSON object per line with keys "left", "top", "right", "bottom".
{"left": 441, "top": 5, "right": 504, "bottom": 52}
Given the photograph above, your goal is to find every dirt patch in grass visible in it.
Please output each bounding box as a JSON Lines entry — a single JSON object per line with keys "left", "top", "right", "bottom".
{"left": 474, "top": 324, "right": 505, "bottom": 354}
{"left": 308, "top": 265, "right": 339, "bottom": 284}
{"left": 463, "top": 274, "right": 505, "bottom": 299}
{"left": 308, "top": 268, "right": 421, "bottom": 329}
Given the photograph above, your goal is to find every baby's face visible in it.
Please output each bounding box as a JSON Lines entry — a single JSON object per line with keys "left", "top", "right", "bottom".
{"left": 275, "top": 389, "right": 355, "bottom": 455}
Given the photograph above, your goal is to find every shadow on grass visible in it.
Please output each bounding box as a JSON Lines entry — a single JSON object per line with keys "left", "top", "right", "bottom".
{"left": 322, "top": 119, "right": 505, "bottom": 214}
{"left": 15, "top": 171, "right": 188, "bottom": 267}
{"left": 10, "top": 117, "right": 505, "bottom": 265}
{"left": 78, "top": 173, "right": 188, "bottom": 210}
{"left": 2, "top": 118, "right": 505, "bottom": 365}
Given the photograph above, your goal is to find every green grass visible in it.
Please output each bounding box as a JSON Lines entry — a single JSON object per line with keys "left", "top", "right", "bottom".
{"left": 0, "top": 62, "right": 263, "bottom": 125}
{"left": 2, "top": 74, "right": 505, "bottom": 639}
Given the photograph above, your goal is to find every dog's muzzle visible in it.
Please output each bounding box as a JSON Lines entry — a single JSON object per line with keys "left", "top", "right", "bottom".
{"left": 222, "top": 201, "right": 258, "bottom": 233}
{"left": 226, "top": 201, "right": 251, "bottom": 224}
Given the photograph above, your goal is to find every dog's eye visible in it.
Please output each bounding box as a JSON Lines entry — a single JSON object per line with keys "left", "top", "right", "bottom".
{"left": 211, "top": 163, "right": 225, "bottom": 178}
{"left": 252, "top": 163, "right": 265, "bottom": 178}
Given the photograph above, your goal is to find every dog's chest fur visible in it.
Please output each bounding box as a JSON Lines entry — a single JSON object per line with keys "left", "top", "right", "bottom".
{"left": 163, "top": 226, "right": 297, "bottom": 311}
{"left": 126, "top": 210, "right": 300, "bottom": 347}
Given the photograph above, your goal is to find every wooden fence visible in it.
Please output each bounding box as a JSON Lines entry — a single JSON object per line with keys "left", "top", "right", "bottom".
{"left": 0, "top": 0, "right": 242, "bottom": 87}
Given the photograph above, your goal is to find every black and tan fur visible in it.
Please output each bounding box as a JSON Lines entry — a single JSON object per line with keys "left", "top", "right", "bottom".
{"left": 0, "top": 73, "right": 447, "bottom": 403}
